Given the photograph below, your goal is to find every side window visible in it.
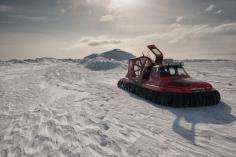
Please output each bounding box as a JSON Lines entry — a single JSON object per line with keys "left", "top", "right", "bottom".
{"left": 169, "top": 67, "right": 176, "bottom": 75}
{"left": 178, "top": 67, "right": 186, "bottom": 75}
{"left": 151, "top": 67, "right": 159, "bottom": 77}
{"left": 160, "top": 67, "right": 169, "bottom": 77}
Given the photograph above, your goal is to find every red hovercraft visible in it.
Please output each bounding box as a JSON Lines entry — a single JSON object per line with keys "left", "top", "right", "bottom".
{"left": 117, "top": 45, "right": 221, "bottom": 107}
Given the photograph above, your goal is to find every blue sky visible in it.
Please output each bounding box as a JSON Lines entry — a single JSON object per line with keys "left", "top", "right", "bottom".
{"left": 0, "top": 0, "right": 236, "bottom": 60}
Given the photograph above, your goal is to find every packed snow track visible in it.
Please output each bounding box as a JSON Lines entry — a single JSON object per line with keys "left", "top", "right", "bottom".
{"left": 0, "top": 60, "right": 236, "bottom": 157}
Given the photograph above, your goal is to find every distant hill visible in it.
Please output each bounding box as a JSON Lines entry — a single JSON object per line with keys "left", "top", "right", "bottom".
{"left": 80, "top": 49, "right": 135, "bottom": 71}
{"left": 82, "top": 49, "right": 135, "bottom": 61}
{"left": 100, "top": 49, "right": 135, "bottom": 61}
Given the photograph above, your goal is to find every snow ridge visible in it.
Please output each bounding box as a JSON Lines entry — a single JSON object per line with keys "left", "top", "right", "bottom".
{"left": 0, "top": 57, "right": 81, "bottom": 65}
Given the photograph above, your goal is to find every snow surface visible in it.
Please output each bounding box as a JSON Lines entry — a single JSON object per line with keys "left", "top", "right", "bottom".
{"left": 0, "top": 59, "right": 236, "bottom": 157}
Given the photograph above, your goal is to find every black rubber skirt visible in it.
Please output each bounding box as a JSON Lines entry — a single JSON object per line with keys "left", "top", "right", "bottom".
{"left": 117, "top": 79, "right": 221, "bottom": 107}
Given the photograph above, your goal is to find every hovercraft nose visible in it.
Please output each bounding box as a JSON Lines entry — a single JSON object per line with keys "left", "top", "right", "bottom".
{"left": 191, "top": 82, "right": 213, "bottom": 92}
{"left": 169, "top": 78, "right": 213, "bottom": 92}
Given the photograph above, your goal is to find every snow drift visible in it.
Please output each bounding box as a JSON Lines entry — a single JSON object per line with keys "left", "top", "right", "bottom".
{"left": 83, "top": 57, "right": 120, "bottom": 71}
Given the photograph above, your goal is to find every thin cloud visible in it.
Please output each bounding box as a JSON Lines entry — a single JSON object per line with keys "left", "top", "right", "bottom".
{"left": 86, "top": 0, "right": 102, "bottom": 4}
{"left": 70, "top": 22, "right": 236, "bottom": 49}
{"left": 205, "top": 4, "right": 215, "bottom": 12}
{"left": 213, "top": 23, "right": 236, "bottom": 33}
{"left": 176, "top": 16, "right": 183, "bottom": 23}
{"left": 99, "top": 14, "right": 114, "bottom": 22}
{"left": 7, "top": 14, "right": 56, "bottom": 21}
{"left": 89, "top": 40, "right": 122, "bottom": 46}
{"left": 0, "top": 5, "right": 13, "bottom": 12}
{"left": 214, "top": 9, "right": 223, "bottom": 15}
{"left": 81, "top": 38, "right": 91, "bottom": 43}
{"left": 65, "top": 36, "right": 123, "bottom": 50}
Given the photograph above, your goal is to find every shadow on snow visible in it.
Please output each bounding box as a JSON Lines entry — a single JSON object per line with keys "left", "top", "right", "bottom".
{"left": 128, "top": 92, "right": 236, "bottom": 145}
{"left": 170, "top": 101, "right": 236, "bottom": 145}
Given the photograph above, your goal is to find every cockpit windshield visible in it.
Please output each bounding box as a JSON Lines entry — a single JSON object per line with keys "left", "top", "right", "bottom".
{"left": 160, "top": 66, "right": 188, "bottom": 77}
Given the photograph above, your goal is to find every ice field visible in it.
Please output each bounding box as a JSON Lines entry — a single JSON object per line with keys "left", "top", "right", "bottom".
{"left": 0, "top": 57, "right": 235, "bottom": 157}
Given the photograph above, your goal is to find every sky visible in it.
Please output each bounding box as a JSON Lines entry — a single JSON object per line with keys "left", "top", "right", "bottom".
{"left": 0, "top": 0, "right": 236, "bottom": 60}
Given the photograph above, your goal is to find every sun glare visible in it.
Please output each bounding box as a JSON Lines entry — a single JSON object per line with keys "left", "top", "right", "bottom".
{"left": 109, "top": 0, "right": 135, "bottom": 11}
